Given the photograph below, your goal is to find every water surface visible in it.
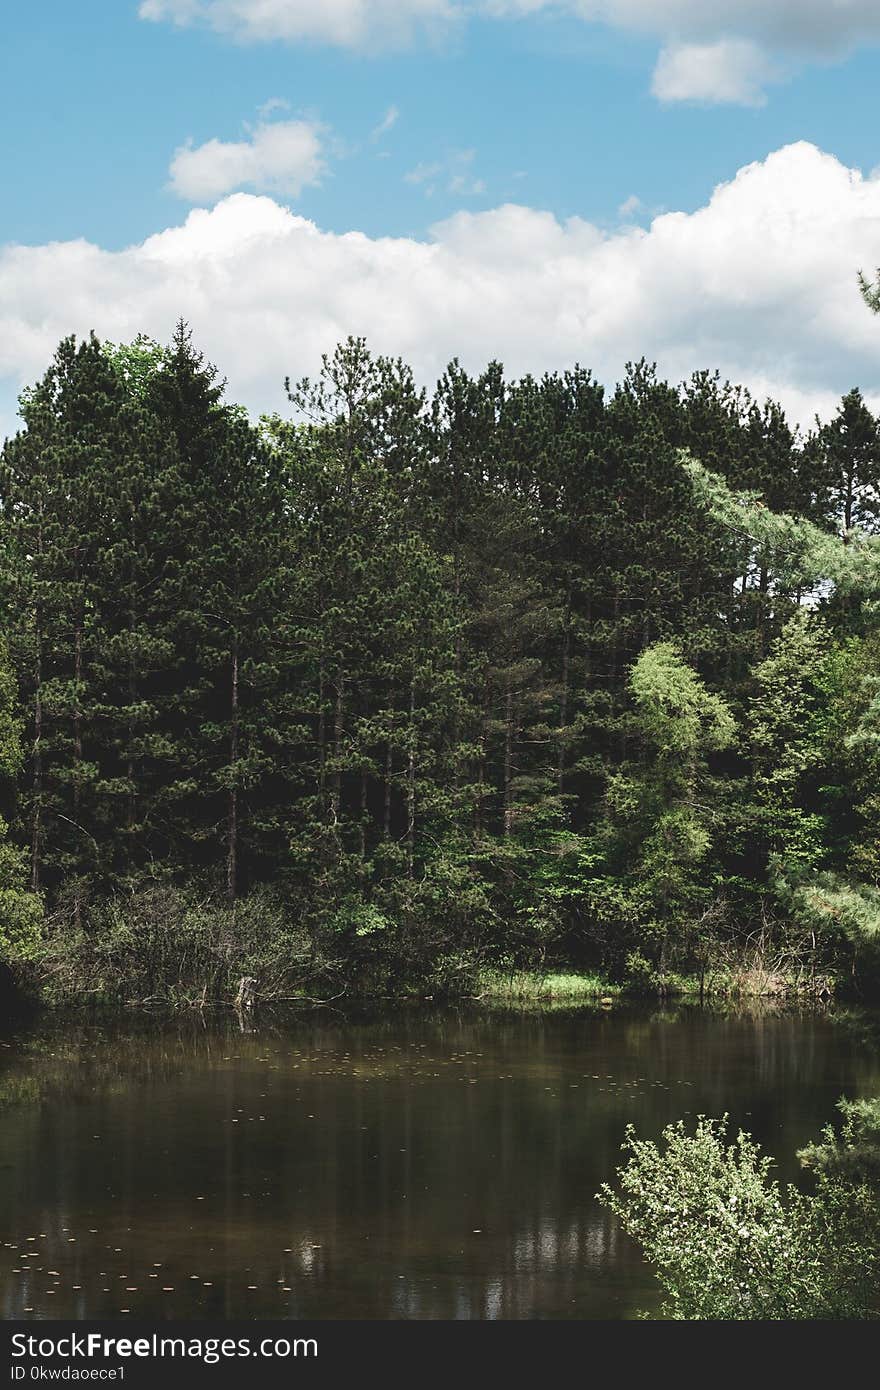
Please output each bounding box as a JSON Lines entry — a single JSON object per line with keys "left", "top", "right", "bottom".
{"left": 2, "top": 1004, "right": 878, "bottom": 1320}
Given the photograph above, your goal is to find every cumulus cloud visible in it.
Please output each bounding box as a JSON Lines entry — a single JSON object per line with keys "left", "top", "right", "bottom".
{"left": 140, "top": 1, "right": 880, "bottom": 103}
{"left": 651, "top": 39, "right": 776, "bottom": 107}
{"left": 3, "top": 143, "right": 880, "bottom": 435}
{"left": 585, "top": 1, "right": 880, "bottom": 52}
{"left": 490, "top": 0, "right": 880, "bottom": 53}
{"left": 168, "top": 118, "right": 325, "bottom": 200}
{"left": 138, "top": 0, "right": 458, "bottom": 49}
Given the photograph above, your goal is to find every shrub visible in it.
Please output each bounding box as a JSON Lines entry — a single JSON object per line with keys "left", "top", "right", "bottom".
{"left": 598, "top": 1110, "right": 880, "bottom": 1319}
{"left": 37, "top": 882, "right": 336, "bottom": 1007}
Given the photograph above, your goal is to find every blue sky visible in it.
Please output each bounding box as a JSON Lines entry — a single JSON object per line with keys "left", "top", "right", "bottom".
{"left": 3, "top": 1, "right": 880, "bottom": 434}
{"left": 5, "top": 2, "right": 880, "bottom": 247}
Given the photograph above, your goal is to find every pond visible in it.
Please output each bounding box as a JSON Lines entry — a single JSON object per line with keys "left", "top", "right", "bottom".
{"left": 2, "top": 1003, "right": 879, "bottom": 1320}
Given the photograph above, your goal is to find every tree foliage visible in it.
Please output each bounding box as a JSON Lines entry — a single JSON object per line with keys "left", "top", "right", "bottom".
{"left": 3, "top": 329, "right": 880, "bottom": 995}
{"left": 0, "top": 633, "right": 42, "bottom": 965}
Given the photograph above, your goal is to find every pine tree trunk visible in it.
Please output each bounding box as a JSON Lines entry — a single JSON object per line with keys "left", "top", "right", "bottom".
{"left": 226, "top": 635, "right": 239, "bottom": 903}
{"left": 127, "top": 521, "right": 138, "bottom": 834}
{"left": 557, "top": 606, "right": 570, "bottom": 795}
{"left": 30, "top": 505, "right": 45, "bottom": 891}
{"left": 73, "top": 618, "right": 83, "bottom": 814}
{"left": 331, "top": 672, "right": 345, "bottom": 829}
{"left": 127, "top": 657, "right": 136, "bottom": 834}
{"left": 72, "top": 614, "right": 84, "bottom": 930}
{"left": 757, "top": 565, "right": 769, "bottom": 654}
{"left": 475, "top": 682, "right": 490, "bottom": 841}
{"left": 318, "top": 657, "right": 326, "bottom": 816}
{"left": 31, "top": 623, "right": 42, "bottom": 893}
{"left": 384, "top": 717, "right": 393, "bottom": 839}
{"left": 406, "top": 681, "right": 415, "bottom": 878}
{"left": 503, "top": 688, "right": 514, "bottom": 838}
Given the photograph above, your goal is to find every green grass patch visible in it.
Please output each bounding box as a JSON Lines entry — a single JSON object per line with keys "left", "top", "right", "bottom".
{"left": 473, "top": 964, "right": 832, "bottom": 1007}
{"left": 475, "top": 969, "right": 621, "bottom": 1003}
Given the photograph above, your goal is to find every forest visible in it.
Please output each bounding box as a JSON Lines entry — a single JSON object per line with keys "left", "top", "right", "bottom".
{"left": 1, "top": 323, "right": 880, "bottom": 1006}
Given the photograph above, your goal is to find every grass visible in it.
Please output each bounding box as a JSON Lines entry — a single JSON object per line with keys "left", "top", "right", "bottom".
{"left": 474, "top": 969, "right": 620, "bottom": 1003}
{"left": 473, "top": 964, "right": 834, "bottom": 1007}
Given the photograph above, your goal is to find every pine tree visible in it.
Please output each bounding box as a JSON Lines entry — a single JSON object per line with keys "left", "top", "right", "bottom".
{"left": 143, "top": 322, "right": 288, "bottom": 898}
{"left": 0, "top": 336, "right": 132, "bottom": 910}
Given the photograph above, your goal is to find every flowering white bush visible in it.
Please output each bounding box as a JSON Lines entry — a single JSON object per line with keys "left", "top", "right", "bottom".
{"left": 599, "top": 1112, "right": 880, "bottom": 1319}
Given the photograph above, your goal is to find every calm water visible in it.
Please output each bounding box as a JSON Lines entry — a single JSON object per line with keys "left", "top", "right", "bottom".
{"left": 1, "top": 1004, "right": 879, "bottom": 1321}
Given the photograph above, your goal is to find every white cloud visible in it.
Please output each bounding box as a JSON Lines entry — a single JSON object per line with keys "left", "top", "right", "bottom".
{"left": 371, "top": 105, "right": 400, "bottom": 141}
{"left": 168, "top": 118, "right": 325, "bottom": 200}
{"left": 3, "top": 143, "right": 880, "bottom": 436}
{"left": 257, "top": 96, "right": 291, "bottom": 118}
{"left": 139, "top": 0, "right": 458, "bottom": 49}
{"left": 651, "top": 39, "right": 775, "bottom": 107}
{"left": 405, "top": 149, "right": 485, "bottom": 197}
{"left": 618, "top": 193, "right": 643, "bottom": 219}
{"left": 497, "top": 0, "right": 880, "bottom": 53}
{"left": 139, "top": 1, "right": 880, "bottom": 103}
{"left": 450, "top": 174, "right": 486, "bottom": 195}
{"left": 405, "top": 161, "right": 441, "bottom": 185}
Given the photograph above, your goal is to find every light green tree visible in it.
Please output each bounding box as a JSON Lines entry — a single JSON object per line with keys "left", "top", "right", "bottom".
{"left": 683, "top": 450, "right": 880, "bottom": 969}
{"left": 748, "top": 612, "right": 831, "bottom": 870}
{"left": 587, "top": 642, "right": 735, "bottom": 976}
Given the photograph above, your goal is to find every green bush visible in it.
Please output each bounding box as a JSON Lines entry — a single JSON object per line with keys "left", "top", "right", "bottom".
{"left": 599, "top": 1110, "right": 880, "bottom": 1319}
{"left": 37, "top": 882, "right": 337, "bottom": 1007}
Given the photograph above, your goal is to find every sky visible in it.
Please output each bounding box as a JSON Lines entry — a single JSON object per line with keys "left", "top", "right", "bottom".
{"left": 3, "top": 0, "right": 880, "bottom": 438}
